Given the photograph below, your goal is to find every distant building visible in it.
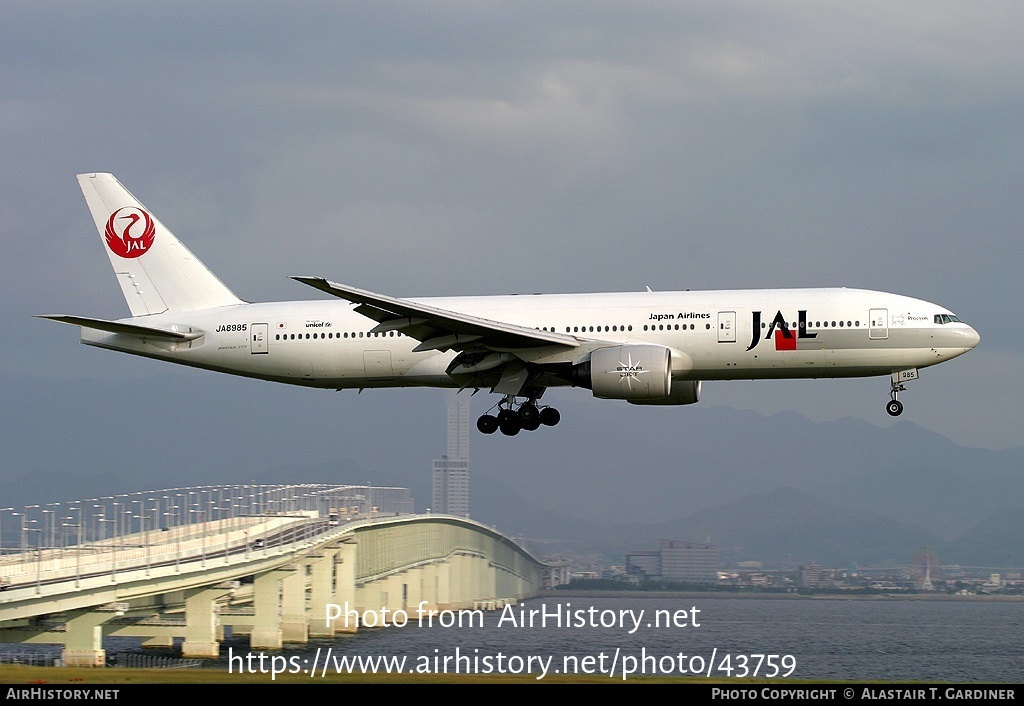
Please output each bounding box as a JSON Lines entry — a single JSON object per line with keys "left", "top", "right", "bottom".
{"left": 659, "top": 540, "right": 718, "bottom": 582}
{"left": 626, "top": 539, "right": 719, "bottom": 583}
{"left": 432, "top": 394, "right": 471, "bottom": 516}
{"left": 626, "top": 551, "right": 660, "bottom": 578}
{"left": 799, "top": 562, "right": 822, "bottom": 588}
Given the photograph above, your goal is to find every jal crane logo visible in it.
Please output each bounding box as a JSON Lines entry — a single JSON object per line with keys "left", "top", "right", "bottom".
{"left": 104, "top": 207, "right": 155, "bottom": 259}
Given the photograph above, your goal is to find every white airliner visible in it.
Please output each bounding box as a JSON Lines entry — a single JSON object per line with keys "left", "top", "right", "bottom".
{"left": 41, "top": 173, "right": 979, "bottom": 435}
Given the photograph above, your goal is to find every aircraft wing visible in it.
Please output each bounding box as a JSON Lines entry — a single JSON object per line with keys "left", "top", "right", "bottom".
{"left": 292, "top": 276, "right": 580, "bottom": 353}
{"left": 36, "top": 315, "right": 202, "bottom": 341}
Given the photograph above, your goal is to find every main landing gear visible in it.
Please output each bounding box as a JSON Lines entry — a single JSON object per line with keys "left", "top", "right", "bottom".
{"left": 477, "top": 396, "right": 561, "bottom": 436}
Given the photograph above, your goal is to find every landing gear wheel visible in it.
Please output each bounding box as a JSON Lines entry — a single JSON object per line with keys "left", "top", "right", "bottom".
{"left": 539, "top": 407, "right": 560, "bottom": 427}
{"left": 478, "top": 396, "right": 560, "bottom": 435}
{"left": 886, "top": 399, "right": 904, "bottom": 417}
{"left": 518, "top": 403, "right": 539, "bottom": 423}
{"left": 477, "top": 414, "right": 499, "bottom": 434}
{"left": 499, "top": 415, "right": 522, "bottom": 436}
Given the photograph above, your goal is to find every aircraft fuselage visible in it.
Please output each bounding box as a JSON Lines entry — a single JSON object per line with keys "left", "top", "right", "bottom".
{"left": 80, "top": 287, "right": 977, "bottom": 389}
{"left": 44, "top": 173, "right": 980, "bottom": 434}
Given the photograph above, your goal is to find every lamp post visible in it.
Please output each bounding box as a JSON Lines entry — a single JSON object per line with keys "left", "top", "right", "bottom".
{"left": 164, "top": 507, "right": 180, "bottom": 572}
{"left": 43, "top": 504, "right": 59, "bottom": 552}
{"left": 26, "top": 526, "right": 42, "bottom": 594}
{"left": 99, "top": 518, "right": 116, "bottom": 580}
{"left": 132, "top": 513, "right": 151, "bottom": 576}
{"left": 0, "top": 507, "right": 12, "bottom": 556}
{"left": 64, "top": 505, "right": 82, "bottom": 587}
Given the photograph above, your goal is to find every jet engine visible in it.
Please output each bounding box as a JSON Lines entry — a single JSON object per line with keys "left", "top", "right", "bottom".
{"left": 587, "top": 344, "right": 673, "bottom": 401}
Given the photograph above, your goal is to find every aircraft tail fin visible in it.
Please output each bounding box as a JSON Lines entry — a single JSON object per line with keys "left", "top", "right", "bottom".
{"left": 77, "top": 173, "right": 244, "bottom": 316}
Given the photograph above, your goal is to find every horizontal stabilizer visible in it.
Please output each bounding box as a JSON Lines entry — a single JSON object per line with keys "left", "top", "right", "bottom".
{"left": 36, "top": 315, "right": 202, "bottom": 341}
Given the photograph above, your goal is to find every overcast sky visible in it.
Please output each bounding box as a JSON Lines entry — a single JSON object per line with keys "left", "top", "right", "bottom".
{"left": 3, "top": 0, "right": 1021, "bottom": 485}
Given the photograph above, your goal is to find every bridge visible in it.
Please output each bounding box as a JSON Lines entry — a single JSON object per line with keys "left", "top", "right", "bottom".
{"left": 0, "top": 485, "right": 552, "bottom": 666}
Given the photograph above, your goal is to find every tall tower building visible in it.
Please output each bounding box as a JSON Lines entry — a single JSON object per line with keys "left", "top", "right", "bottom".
{"left": 432, "top": 393, "right": 471, "bottom": 516}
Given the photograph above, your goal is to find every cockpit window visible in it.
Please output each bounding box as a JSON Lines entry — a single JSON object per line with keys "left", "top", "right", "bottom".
{"left": 934, "top": 314, "right": 962, "bottom": 324}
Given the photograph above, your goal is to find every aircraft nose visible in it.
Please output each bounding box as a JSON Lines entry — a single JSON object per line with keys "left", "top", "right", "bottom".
{"left": 963, "top": 325, "right": 980, "bottom": 351}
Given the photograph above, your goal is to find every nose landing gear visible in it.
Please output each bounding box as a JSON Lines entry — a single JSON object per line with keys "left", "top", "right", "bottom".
{"left": 885, "top": 369, "right": 917, "bottom": 417}
{"left": 476, "top": 395, "right": 560, "bottom": 435}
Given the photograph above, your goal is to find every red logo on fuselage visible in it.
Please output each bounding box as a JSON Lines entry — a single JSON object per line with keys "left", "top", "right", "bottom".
{"left": 104, "top": 207, "right": 155, "bottom": 259}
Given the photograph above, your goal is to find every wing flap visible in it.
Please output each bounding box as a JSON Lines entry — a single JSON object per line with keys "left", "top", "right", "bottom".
{"left": 412, "top": 334, "right": 482, "bottom": 353}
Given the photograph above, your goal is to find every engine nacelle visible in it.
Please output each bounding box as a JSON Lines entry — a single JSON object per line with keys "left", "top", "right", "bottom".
{"left": 628, "top": 380, "right": 701, "bottom": 405}
{"left": 589, "top": 344, "right": 673, "bottom": 401}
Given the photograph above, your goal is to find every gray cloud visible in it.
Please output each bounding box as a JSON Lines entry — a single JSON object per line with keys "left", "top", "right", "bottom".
{"left": 3, "top": 1, "right": 1019, "bottom": 453}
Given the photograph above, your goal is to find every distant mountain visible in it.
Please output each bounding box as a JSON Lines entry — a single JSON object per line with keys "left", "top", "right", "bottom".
{"left": 472, "top": 403, "right": 1024, "bottom": 531}
{"left": 939, "top": 506, "right": 1024, "bottom": 567}
{"left": 813, "top": 462, "right": 1024, "bottom": 537}
{"left": 4, "top": 372, "right": 1022, "bottom": 567}
{"left": 470, "top": 484, "right": 941, "bottom": 566}
{"left": 613, "top": 487, "right": 941, "bottom": 566}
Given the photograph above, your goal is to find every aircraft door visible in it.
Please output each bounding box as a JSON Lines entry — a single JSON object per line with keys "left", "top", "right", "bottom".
{"left": 869, "top": 309, "right": 888, "bottom": 340}
{"left": 363, "top": 350, "right": 395, "bottom": 381}
{"left": 250, "top": 323, "right": 268, "bottom": 354}
{"left": 718, "top": 311, "right": 736, "bottom": 343}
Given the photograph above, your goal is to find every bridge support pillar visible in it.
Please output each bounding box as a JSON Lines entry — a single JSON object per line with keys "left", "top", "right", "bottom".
{"left": 250, "top": 568, "right": 292, "bottom": 649}
{"left": 182, "top": 583, "right": 235, "bottom": 658}
{"left": 414, "top": 563, "right": 438, "bottom": 614}
{"left": 450, "top": 553, "right": 474, "bottom": 610}
{"left": 362, "top": 576, "right": 396, "bottom": 627}
{"left": 405, "top": 567, "right": 424, "bottom": 621}
{"left": 435, "top": 559, "right": 452, "bottom": 610}
{"left": 308, "top": 549, "right": 340, "bottom": 638}
{"left": 480, "top": 555, "right": 496, "bottom": 607}
{"left": 464, "top": 554, "right": 482, "bottom": 609}
{"left": 281, "top": 565, "right": 308, "bottom": 643}
{"left": 334, "top": 542, "right": 358, "bottom": 633}
{"left": 61, "top": 610, "right": 111, "bottom": 667}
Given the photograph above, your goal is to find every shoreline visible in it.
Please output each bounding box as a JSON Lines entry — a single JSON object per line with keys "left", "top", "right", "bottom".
{"left": 539, "top": 589, "right": 1024, "bottom": 601}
